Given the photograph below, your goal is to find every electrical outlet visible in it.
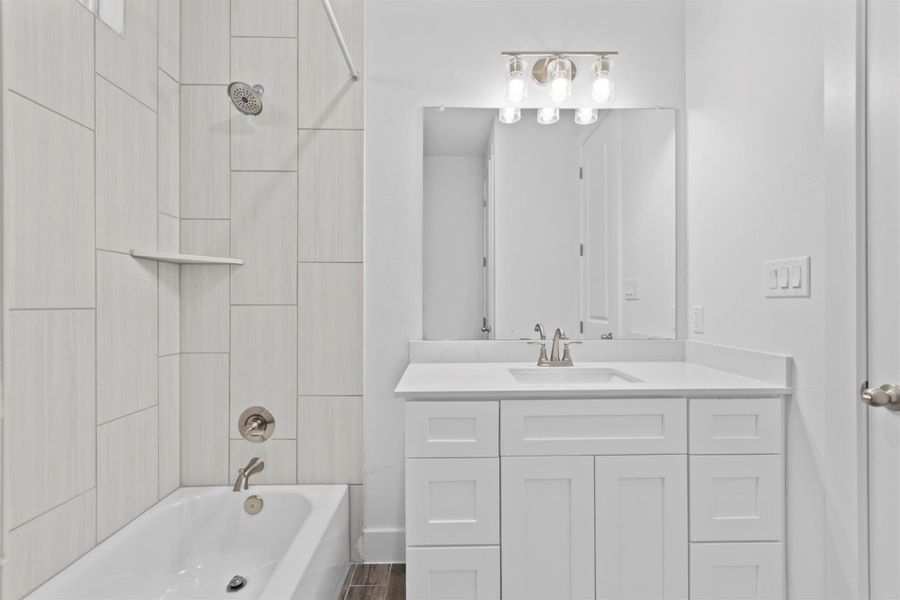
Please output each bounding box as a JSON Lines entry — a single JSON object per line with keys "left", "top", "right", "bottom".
{"left": 691, "top": 306, "right": 704, "bottom": 334}
{"left": 625, "top": 278, "right": 640, "bottom": 301}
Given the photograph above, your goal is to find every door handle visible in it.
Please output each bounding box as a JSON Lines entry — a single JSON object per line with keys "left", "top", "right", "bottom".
{"left": 860, "top": 382, "right": 900, "bottom": 411}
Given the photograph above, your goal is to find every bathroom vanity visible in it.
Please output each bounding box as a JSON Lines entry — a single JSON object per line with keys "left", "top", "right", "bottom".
{"left": 397, "top": 342, "right": 791, "bottom": 600}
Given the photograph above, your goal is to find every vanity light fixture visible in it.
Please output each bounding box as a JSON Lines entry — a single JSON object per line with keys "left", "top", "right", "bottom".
{"left": 592, "top": 55, "right": 614, "bottom": 103}
{"left": 574, "top": 107, "right": 598, "bottom": 125}
{"left": 537, "top": 107, "right": 560, "bottom": 125}
{"left": 505, "top": 56, "right": 527, "bottom": 103}
{"left": 499, "top": 107, "right": 521, "bottom": 124}
{"left": 548, "top": 57, "right": 574, "bottom": 103}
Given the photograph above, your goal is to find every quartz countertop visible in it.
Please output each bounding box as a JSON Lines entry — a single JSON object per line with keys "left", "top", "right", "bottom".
{"left": 395, "top": 361, "right": 791, "bottom": 400}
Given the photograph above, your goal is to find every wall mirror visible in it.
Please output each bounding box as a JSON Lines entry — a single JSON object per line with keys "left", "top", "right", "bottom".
{"left": 423, "top": 107, "right": 676, "bottom": 340}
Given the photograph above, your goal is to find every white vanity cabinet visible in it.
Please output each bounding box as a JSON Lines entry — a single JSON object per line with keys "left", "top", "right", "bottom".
{"left": 404, "top": 396, "right": 786, "bottom": 600}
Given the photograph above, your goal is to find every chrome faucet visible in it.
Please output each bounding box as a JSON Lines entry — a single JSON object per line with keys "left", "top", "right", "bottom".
{"left": 529, "top": 326, "right": 581, "bottom": 367}
{"left": 233, "top": 456, "right": 265, "bottom": 492}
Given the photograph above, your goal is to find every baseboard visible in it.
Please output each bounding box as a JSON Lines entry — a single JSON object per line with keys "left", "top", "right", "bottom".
{"left": 363, "top": 528, "right": 406, "bottom": 563}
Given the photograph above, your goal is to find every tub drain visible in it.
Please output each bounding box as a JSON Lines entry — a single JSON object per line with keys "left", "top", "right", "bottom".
{"left": 226, "top": 575, "right": 247, "bottom": 592}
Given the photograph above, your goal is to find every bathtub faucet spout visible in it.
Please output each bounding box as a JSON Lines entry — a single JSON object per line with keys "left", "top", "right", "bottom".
{"left": 233, "top": 456, "right": 265, "bottom": 492}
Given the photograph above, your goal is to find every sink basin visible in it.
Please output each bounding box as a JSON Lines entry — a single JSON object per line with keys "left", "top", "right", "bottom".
{"left": 508, "top": 367, "right": 643, "bottom": 385}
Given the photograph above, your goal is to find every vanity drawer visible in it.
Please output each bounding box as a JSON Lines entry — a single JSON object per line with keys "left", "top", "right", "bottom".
{"left": 407, "top": 546, "right": 501, "bottom": 600}
{"left": 406, "top": 401, "right": 499, "bottom": 458}
{"left": 406, "top": 458, "right": 500, "bottom": 546}
{"left": 689, "top": 398, "right": 783, "bottom": 454}
{"left": 501, "top": 398, "right": 687, "bottom": 456}
{"left": 689, "top": 455, "right": 784, "bottom": 542}
{"left": 690, "top": 542, "right": 785, "bottom": 600}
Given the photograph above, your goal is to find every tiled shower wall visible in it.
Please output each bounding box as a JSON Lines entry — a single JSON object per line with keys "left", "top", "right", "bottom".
{"left": 0, "top": 0, "right": 182, "bottom": 597}
{"left": 178, "top": 0, "right": 365, "bottom": 560}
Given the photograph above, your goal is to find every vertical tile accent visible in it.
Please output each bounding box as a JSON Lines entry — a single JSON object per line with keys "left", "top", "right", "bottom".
{"left": 231, "top": 0, "right": 297, "bottom": 37}
{"left": 0, "top": 0, "right": 95, "bottom": 128}
{"left": 181, "top": 353, "right": 230, "bottom": 485}
{"left": 229, "top": 439, "right": 297, "bottom": 484}
{"left": 230, "top": 37, "right": 298, "bottom": 170}
{"left": 181, "top": 220, "right": 231, "bottom": 352}
{"left": 95, "top": 76, "right": 158, "bottom": 254}
{"left": 4, "top": 93, "right": 95, "bottom": 309}
{"left": 158, "top": 0, "right": 181, "bottom": 81}
{"left": 298, "top": 0, "right": 364, "bottom": 129}
{"left": 230, "top": 171, "right": 298, "bottom": 304}
{"left": 298, "top": 263, "right": 363, "bottom": 395}
{"left": 3, "top": 490, "right": 96, "bottom": 600}
{"left": 230, "top": 306, "right": 297, "bottom": 438}
{"left": 7, "top": 310, "right": 96, "bottom": 528}
{"left": 158, "top": 70, "right": 181, "bottom": 217}
{"left": 181, "top": 85, "right": 231, "bottom": 218}
{"left": 350, "top": 484, "right": 364, "bottom": 562}
{"left": 159, "top": 216, "right": 181, "bottom": 357}
{"left": 97, "top": 407, "right": 159, "bottom": 541}
{"left": 298, "top": 129, "right": 363, "bottom": 262}
{"left": 97, "top": 252, "right": 159, "bottom": 424}
{"left": 181, "top": 0, "right": 230, "bottom": 84}
{"left": 298, "top": 396, "right": 363, "bottom": 484}
{"left": 96, "top": 0, "right": 159, "bottom": 109}
{"left": 159, "top": 355, "right": 181, "bottom": 497}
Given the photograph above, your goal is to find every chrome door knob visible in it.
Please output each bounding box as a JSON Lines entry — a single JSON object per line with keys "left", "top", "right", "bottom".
{"left": 861, "top": 383, "right": 900, "bottom": 411}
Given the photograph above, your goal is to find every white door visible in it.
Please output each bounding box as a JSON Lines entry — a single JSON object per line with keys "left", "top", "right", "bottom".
{"left": 868, "top": 1, "right": 900, "bottom": 598}
{"left": 595, "top": 455, "right": 688, "bottom": 599}
{"left": 501, "top": 456, "right": 595, "bottom": 600}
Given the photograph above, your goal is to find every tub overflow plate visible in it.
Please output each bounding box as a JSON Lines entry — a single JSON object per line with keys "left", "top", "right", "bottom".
{"left": 227, "top": 575, "right": 247, "bottom": 592}
{"left": 244, "top": 494, "right": 264, "bottom": 515}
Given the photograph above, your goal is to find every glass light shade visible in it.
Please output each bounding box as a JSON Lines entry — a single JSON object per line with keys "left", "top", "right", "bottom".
{"left": 505, "top": 57, "right": 527, "bottom": 104}
{"left": 499, "top": 107, "right": 521, "bottom": 124}
{"left": 548, "top": 58, "right": 573, "bottom": 103}
{"left": 575, "top": 108, "right": 598, "bottom": 125}
{"left": 592, "top": 75, "right": 613, "bottom": 103}
{"left": 537, "top": 107, "right": 559, "bottom": 125}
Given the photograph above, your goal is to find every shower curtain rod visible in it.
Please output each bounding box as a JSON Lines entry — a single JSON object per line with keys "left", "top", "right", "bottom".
{"left": 320, "top": 0, "right": 360, "bottom": 81}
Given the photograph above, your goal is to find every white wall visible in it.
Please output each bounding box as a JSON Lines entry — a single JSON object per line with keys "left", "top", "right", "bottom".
{"left": 423, "top": 155, "right": 485, "bottom": 340}
{"left": 365, "top": 0, "right": 685, "bottom": 559}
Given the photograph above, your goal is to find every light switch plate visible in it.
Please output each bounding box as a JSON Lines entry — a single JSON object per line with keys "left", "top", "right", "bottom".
{"left": 625, "top": 278, "right": 640, "bottom": 301}
{"left": 765, "top": 256, "right": 810, "bottom": 298}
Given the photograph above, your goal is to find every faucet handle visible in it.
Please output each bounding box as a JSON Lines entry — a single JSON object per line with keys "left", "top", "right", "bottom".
{"left": 562, "top": 340, "right": 582, "bottom": 364}
{"left": 528, "top": 341, "right": 550, "bottom": 366}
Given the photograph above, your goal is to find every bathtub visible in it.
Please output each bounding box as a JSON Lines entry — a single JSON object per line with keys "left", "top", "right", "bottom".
{"left": 27, "top": 485, "right": 349, "bottom": 600}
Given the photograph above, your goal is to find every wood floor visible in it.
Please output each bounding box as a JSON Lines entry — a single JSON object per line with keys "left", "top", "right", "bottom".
{"left": 339, "top": 563, "right": 405, "bottom": 600}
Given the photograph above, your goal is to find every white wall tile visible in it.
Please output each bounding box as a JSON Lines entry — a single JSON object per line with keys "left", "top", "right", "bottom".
{"left": 159, "top": 214, "right": 180, "bottom": 254}
{"left": 159, "top": 355, "right": 180, "bottom": 496}
{"left": 298, "top": 396, "right": 362, "bottom": 484}
{"left": 298, "top": 130, "right": 363, "bottom": 261}
{"left": 181, "top": 353, "right": 230, "bottom": 485}
{"left": 4, "top": 93, "right": 95, "bottom": 309}
{"left": 231, "top": 37, "right": 298, "bottom": 170}
{"left": 231, "top": 0, "right": 297, "bottom": 37}
{"left": 97, "top": 251, "right": 159, "bottom": 423}
{"left": 181, "top": 220, "right": 231, "bottom": 352}
{"left": 159, "top": 263, "right": 181, "bottom": 357}
{"left": 181, "top": 85, "right": 231, "bottom": 218}
{"left": 298, "top": 0, "right": 363, "bottom": 129}
{"left": 229, "top": 439, "right": 297, "bottom": 485}
{"left": 158, "top": 70, "right": 180, "bottom": 217}
{"left": 7, "top": 310, "right": 96, "bottom": 528}
{"left": 96, "top": 0, "right": 158, "bottom": 109}
{"left": 96, "top": 76, "right": 158, "bottom": 253}
{"left": 231, "top": 306, "right": 297, "bottom": 439}
{"left": 159, "top": 0, "right": 181, "bottom": 81}
{"left": 97, "top": 407, "right": 159, "bottom": 540}
{"left": 181, "top": 0, "right": 229, "bottom": 84}
{"left": 230, "top": 172, "right": 298, "bottom": 304}
{"left": 4, "top": 490, "right": 96, "bottom": 600}
{"left": 0, "top": 0, "right": 94, "bottom": 127}
{"left": 298, "top": 263, "right": 363, "bottom": 394}
{"left": 349, "top": 484, "right": 364, "bottom": 561}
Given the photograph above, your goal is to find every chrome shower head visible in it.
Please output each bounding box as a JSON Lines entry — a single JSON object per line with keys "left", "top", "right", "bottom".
{"left": 228, "top": 82, "right": 264, "bottom": 116}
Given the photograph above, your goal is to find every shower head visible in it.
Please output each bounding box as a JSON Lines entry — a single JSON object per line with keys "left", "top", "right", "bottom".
{"left": 227, "top": 82, "right": 264, "bottom": 116}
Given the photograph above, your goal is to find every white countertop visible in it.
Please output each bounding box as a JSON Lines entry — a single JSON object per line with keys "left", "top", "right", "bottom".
{"left": 394, "top": 361, "right": 791, "bottom": 399}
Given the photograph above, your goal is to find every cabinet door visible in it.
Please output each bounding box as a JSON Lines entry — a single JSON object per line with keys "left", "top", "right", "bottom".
{"left": 595, "top": 455, "right": 688, "bottom": 599}
{"left": 690, "top": 542, "right": 785, "bottom": 600}
{"left": 407, "top": 546, "right": 501, "bottom": 600}
{"left": 501, "top": 456, "right": 595, "bottom": 600}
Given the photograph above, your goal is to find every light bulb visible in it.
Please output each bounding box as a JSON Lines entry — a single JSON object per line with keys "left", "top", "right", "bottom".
{"left": 505, "top": 57, "right": 527, "bottom": 103}
{"left": 537, "top": 107, "right": 559, "bottom": 125}
{"left": 575, "top": 108, "right": 598, "bottom": 125}
{"left": 592, "top": 56, "right": 614, "bottom": 103}
{"left": 499, "top": 107, "right": 521, "bottom": 124}
{"left": 548, "top": 57, "right": 573, "bottom": 103}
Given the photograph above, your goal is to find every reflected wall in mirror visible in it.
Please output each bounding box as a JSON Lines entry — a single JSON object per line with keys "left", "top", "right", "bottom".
{"left": 423, "top": 107, "right": 676, "bottom": 340}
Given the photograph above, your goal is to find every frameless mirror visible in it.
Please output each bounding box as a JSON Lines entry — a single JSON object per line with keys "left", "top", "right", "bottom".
{"left": 423, "top": 107, "right": 676, "bottom": 340}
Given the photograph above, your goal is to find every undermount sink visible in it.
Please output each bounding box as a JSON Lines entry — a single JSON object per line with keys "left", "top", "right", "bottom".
{"left": 508, "top": 367, "right": 643, "bottom": 385}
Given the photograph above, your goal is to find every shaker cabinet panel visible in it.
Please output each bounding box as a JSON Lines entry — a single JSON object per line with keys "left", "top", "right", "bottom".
{"left": 501, "top": 399, "right": 687, "bottom": 456}
{"left": 406, "top": 401, "right": 499, "bottom": 458}
{"left": 690, "top": 542, "right": 785, "bottom": 600}
{"left": 407, "top": 546, "right": 501, "bottom": 600}
{"left": 501, "top": 456, "right": 595, "bottom": 600}
{"left": 595, "top": 455, "right": 688, "bottom": 599}
{"left": 689, "top": 398, "right": 783, "bottom": 455}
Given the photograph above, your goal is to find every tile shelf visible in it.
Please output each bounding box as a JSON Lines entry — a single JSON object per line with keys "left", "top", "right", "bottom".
{"left": 129, "top": 250, "right": 244, "bottom": 265}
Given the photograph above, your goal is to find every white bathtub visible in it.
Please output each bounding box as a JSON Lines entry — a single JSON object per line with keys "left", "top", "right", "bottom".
{"left": 27, "top": 485, "right": 350, "bottom": 600}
